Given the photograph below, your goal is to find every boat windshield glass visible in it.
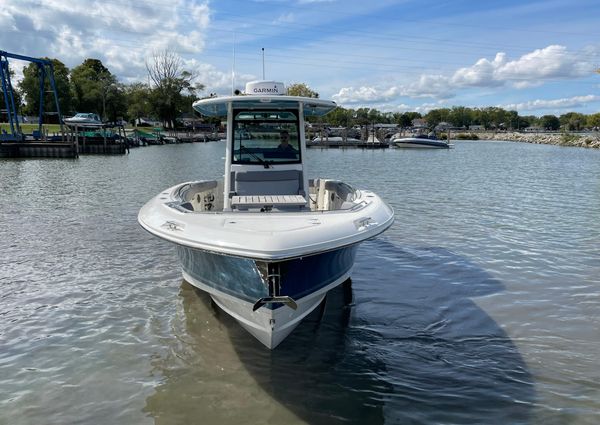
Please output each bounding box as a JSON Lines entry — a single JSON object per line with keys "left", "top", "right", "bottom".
{"left": 232, "top": 110, "right": 300, "bottom": 164}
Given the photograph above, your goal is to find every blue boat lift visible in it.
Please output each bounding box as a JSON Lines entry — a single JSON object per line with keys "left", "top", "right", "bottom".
{"left": 0, "top": 50, "right": 64, "bottom": 141}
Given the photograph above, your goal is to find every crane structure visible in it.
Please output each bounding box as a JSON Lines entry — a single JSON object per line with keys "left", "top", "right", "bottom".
{"left": 0, "top": 50, "right": 64, "bottom": 141}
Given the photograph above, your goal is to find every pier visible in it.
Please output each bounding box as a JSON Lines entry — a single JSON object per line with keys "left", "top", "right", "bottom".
{"left": 0, "top": 141, "right": 78, "bottom": 158}
{"left": 306, "top": 127, "right": 391, "bottom": 149}
{"left": 307, "top": 139, "right": 389, "bottom": 149}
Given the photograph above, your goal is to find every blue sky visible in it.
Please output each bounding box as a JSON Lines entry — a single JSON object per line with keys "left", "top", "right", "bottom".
{"left": 2, "top": 0, "right": 600, "bottom": 115}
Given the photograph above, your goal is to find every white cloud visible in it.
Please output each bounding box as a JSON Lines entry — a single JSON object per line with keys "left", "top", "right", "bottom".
{"left": 451, "top": 53, "right": 507, "bottom": 87}
{"left": 189, "top": 1, "right": 211, "bottom": 28}
{"left": 447, "top": 45, "right": 596, "bottom": 91}
{"left": 179, "top": 59, "right": 256, "bottom": 94}
{"left": 402, "top": 74, "right": 455, "bottom": 98}
{"left": 496, "top": 45, "right": 590, "bottom": 82}
{"left": 331, "top": 44, "right": 600, "bottom": 105}
{"left": 332, "top": 74, "right": 455, "bottom": 105}
{"left": 384, "top": 102, "right": 447, "bottom": 114}
{"left": 0, "top": 0, "right": 211, "bottom": 82}
{"left": 332, "top": 86, "right": 384, "bottom": 103}
{"left": 501, "top": 95, "right": 600, "bottom": 112}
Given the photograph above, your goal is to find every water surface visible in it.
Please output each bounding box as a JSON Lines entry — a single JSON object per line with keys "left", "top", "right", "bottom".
{"left": 1, "top": 141, "right": 599, "bottom": 424}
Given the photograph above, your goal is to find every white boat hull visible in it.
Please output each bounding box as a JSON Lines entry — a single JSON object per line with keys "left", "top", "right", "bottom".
{"left": 183, "top": 269, "right": 351, "bottom": 348}
{"left": 393, "top": 137, "right": 451, "bottom": 149}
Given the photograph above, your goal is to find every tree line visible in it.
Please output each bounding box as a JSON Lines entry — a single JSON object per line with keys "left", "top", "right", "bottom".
{"left": 13, "top": 50, "right": 204, "bottom": 129}
{"left": 6, "top": 53, "right": 600, "bottom": 131}
{"left": 320, "top": 106, "right": 600, "bottom": 131}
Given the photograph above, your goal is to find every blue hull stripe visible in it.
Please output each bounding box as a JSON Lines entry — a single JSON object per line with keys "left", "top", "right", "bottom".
{"left": 176, "top": 245, "right": 358, "bottom": 305}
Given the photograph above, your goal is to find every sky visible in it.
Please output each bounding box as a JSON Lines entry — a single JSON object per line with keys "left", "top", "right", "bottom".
{"left": 2, "top": 0, "right": 600, "bottom": 116}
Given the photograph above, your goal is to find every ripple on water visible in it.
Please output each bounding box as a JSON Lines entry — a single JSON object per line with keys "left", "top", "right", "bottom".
{"left": 1, "top": 141, "right": 600, "bottom": 424}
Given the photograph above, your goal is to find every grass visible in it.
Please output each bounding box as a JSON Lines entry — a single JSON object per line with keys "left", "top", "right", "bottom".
{"left": 1, "top": 123, "right": 64, "bottom": 134}
{"left": 1, "top": 123, "right": 150, "bottom": 135}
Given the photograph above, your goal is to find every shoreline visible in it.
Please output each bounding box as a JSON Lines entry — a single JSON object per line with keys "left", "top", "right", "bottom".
{"left": 468, "top": 131, "right": 600, "bottom": 149}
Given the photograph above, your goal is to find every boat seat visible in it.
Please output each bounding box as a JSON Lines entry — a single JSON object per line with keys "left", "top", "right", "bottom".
{"left": 231, "top": 170, "right": 306, "bottom": 210}
{"left": 233, "top": 169, "right": 304, "bottom": 196}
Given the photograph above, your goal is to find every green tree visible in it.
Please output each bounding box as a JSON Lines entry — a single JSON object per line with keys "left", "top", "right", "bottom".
{"left": 125, "top": 83, "right": 151, "bottom": 124}
{"left": 146, "top": 50, "right": 204, "bottom": 128}
{"left": 425, "top": 108, "right": 450, "bottom": 128}
{"left": 520, "top": 115, "right": 538, "bottom": 129}
{"left": 403, "top": 112, "right": 422, "bottom": 127}
{"left": 104, "top": 82, "right": 127, "bottom": 123}
{"left": 472, "top": 108, "right": 493, "bottom": 129}
{"left": 586, "top": 113, "right": 600, "bottom": 128}
{"left": 448, "top": 106, "right": 472, "bottom": 128}
{"left": 367, "top": 108, "right": 382, "bottom": 124}
{"left": 354, "top": 108, "right": 370, "bottom": 127}
{"left": 506, "top": 110, "right": 519, "bottom": 130}
{"left": 71, "top": 58, "right": 117, "bottom": 119}
{"left": 559, "top": 112, "right": 586, "bottom": 131}
{"left": 327, "top": 107, "right": 354, "bottom": 127}
{"left": 287, "top": 83, "right": 319, "bottom": 98}
{"left": 478, "top": 107, "right": 508, "bottom": 129}
{"left": 540, "top": 115, "right": 560, "bottom": 130}
{"left": 18, "top": 58, "right": 71, "bottom": 117}
{"left": 392, "top": 113, "right": 409, "bottom": 128}
{"left": 381, "top": 112, "right": 394, "bottom": 124}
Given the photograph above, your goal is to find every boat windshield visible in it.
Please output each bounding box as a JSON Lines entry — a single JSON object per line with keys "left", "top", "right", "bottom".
{"left": 232, "top": 110, "right": 301, "bottom": 165}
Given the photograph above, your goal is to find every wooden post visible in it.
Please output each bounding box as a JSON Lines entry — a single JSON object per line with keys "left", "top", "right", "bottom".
{"left": 74, "top": 130, "right": 78, "bottom": 157}
{"left": 75, "top": 125, "right": 79, "bottom": 156}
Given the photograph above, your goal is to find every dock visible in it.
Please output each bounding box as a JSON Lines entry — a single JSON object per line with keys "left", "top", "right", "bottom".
{"left": 0, "top": 141, "right": 78, "bottom": 158}
{"left": 307, "top": 140, "right": 389, "bottom": 149}
{"left": 306, "top": 129, "right": 390, "bottom": 149}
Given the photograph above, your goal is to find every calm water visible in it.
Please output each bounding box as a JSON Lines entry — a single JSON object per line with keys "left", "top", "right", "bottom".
{"left": 1, "top": 141, "right": 599, "bottom": 424}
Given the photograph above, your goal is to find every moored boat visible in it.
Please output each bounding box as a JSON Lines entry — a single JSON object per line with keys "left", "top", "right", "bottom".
{"left": 392, "top": 134, "right": 452, "bottom": 149}
{"left": 138, "top": 80, "right": 394, "bottom": 348}
{"left": 63, "top": 112, "right": 102, "bottom": 127}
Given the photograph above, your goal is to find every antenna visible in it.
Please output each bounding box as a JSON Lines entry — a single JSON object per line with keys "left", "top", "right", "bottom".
{"left": 262, "top": 47, "right": 265, "bottom": 79}
{"left": 231, "top": 32, "right": 236, "bottom": 95}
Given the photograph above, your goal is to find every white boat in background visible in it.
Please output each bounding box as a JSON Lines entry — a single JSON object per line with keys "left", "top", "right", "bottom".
{"left": 392, "top": 133, "right": 452, "bottom": 149}
{"left": 138, "top": 80, "right": 394, "bottom": 349}
{"left": 63, "top": 113, "right": 102, "bottom": 127}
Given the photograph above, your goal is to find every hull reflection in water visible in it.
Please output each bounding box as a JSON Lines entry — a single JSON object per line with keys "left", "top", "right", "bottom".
{"left": 176, "top": 245, "right": 358, "bottom": 349}
{"left": 143, "top": 281, "right": 388, "bottom": 425}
